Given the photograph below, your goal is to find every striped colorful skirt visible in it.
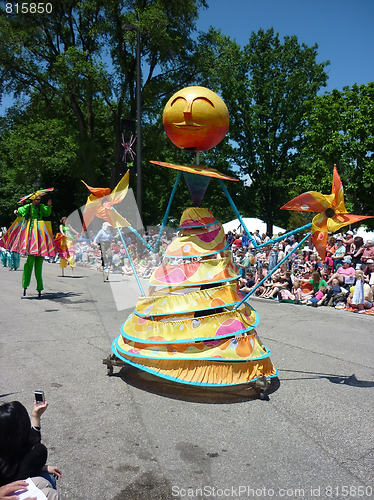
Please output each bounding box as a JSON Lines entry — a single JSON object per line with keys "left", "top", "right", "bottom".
{"left": 0, "top": 217, "right": 55, "bottom": 257}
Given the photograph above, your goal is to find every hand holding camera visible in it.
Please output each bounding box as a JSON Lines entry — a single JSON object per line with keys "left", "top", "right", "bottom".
{"left": 32, "top": 391, "right": 48, "bottom": 428}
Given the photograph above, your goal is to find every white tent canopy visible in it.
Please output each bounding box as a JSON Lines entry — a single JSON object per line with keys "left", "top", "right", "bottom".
{"left": 222, "top": 217, "right": 286, "bottom": 236}
{"left": 355, "top": 227, "right": 374, "bottom": 242}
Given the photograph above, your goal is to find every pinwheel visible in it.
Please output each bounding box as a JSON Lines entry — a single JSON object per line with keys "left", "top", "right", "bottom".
{"left": 81, "top": 171, "right": 130, "bottom": 230}
{"left": 18, "top": 187, "right": 54, "bottom": 204}
{"left": 281, "top": 165, "right": 373, "bottom": 259}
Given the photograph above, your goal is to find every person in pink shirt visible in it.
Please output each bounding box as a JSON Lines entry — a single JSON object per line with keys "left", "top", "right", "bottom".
{"left": 327, "top": 257, "right": 356, "bottom": 286}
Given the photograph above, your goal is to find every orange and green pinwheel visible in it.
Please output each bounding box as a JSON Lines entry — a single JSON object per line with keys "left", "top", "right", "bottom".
{"left": 81, "top": 172, "right": 130, "bottom": 230}
{"left": 281, "top": 165, "right": 373, "bottom": 259}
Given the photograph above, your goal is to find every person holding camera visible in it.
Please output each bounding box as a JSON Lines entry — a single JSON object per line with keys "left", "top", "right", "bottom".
{"left": 0, "top": 400, "right": 61, "bottom": 499}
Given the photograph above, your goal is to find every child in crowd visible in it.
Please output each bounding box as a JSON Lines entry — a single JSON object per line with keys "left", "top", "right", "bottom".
{"left": 302, "top": 286, "right": 327, "bottom": 307}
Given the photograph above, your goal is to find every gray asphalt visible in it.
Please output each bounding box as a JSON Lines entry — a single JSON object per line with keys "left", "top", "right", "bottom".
{"left": 0, "top": 260, "right": 373, "bottom": 500}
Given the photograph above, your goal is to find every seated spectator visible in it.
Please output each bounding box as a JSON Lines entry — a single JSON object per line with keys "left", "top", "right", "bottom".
{"left": 241, "top": 233, "right": 249, "bottom": 253}
{"left": 362, "top": 240, "right": 374, "bottom": 265}
{"left": 324, "top": 235, "right": 336, "bottom": 270}
{"left": 111, "top": 250, "right": 121, "bottom": 272}
{"left": 268, "top": 240, "right": 278, "bottom": 271}
{"left": 326, "top": 235, "right": 337, "bottom": 255}
{"left": 263, "top": 274, "right": 288, "bottom": 299}
{"left": 301, "top": 245, "right": 312, "bottom": 262}
{"left": 303, "top": 286, "right": 328, "bottom": 307}
{"left": 327, "top": 257, "right": 356, "bottom": 287}
{"left": 233, "top": 234, "right": 242, "bottom": 251}
{"left": 362, "top": 259, "right": 374, "bottom": 294}
{"left": 351, "top": 236, "right": 364, "bottom": 268}
{"left": 259, "top": 265, "right": 288, "bottom": 299}
{"left": 290, "top": 279, "right": 302, "bottom": 303}
{"left": 299, "top": 271, "right": 328, "bottom": 294}
{"left": 121, "top": 263, "right": 134, "bottom": 276}
{"left": 292, "top": 258, "right": 306, "bottom": 278}
{"left": 0, "top": 401, "right": 61, "bottom": 499}
{"left": 238, "top": 272, "right": 256, "bottom": 294}
{"left": 277, "top": 243, "right": 285, "bottom": 263}
{"left": 321, "top": 278, "right": 349, "bottom": 307}
{"left": 253, "top": 230, "right": 261, "bottom": 245}
{"left": 291, "top": 279, "right": 315, "bottom": 303}
{"left": 254, "top": 264, "right": 267, "bottom": 283}
{"left": 235, "top": 249, "right": 251, "bottom": 278}
{"left": 275, "top": 271, "right": 295, "bottom": 301}
{"left": 309, "top": 261, "right": 321, "bottom": 275}
{"left": 331, "top": 237, "right": 346, "bottom": 270}
{"left": 255, "top": 266, "right": 272, "bottom": 297}
{"left": 226, "top": 231, "right": 235, "bottom": 247}
{"left": 342, "top": 230, "right": 354, "bottom": 257}
{"left": 347, "top": 270, "right": 374, "bottom": 313}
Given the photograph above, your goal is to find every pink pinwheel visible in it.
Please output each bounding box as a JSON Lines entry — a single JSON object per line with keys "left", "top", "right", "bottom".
{"left": 281, "top": 165, "right": 373, "bottom": 259}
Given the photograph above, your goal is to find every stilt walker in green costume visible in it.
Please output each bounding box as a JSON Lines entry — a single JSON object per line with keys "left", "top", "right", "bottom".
{"left": 0, "top": 188, "right": 55, "bottom": 298}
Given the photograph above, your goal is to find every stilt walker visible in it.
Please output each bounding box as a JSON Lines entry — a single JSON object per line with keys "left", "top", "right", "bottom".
{"left": 54, "top": 217, "right": 78, "bottom": 277}
{"left": 0, "top": 188, "right": 55, "bottom": 298}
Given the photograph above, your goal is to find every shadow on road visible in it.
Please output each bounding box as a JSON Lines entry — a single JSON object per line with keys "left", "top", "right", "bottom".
{"left": 57, "top": 275, "right": 85, "bottom": 279}
{"left": 280, "top": 369, "right": 374, "bottom": 387}
{"left": 113, "top": 365, "right": 280, "bottom": 404}
{"left": 21, "top": 291, "right": 97, "bottom": 304}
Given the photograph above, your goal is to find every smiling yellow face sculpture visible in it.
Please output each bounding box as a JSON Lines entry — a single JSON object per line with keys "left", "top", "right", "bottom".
{"left": 163, "top": 86, "right": 229, "bottom": 152}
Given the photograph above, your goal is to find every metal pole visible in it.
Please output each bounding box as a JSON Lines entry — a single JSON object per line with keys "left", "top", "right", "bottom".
{"left": 136, "top": 27, "right": 142, "bottom": 225}
{"left": 123, "top": 24, "right": 142, "bottom": 250}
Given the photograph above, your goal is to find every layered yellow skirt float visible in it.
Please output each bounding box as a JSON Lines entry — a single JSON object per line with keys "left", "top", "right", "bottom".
{"left": 112, "top": 208, "right": 278, "bottom": 386}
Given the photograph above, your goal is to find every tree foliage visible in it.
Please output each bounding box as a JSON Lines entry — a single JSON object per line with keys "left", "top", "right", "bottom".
{"left": 296, "top": 83, "right": 374, "bottom": 228}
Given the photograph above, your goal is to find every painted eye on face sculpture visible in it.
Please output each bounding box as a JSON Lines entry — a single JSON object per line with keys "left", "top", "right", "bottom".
{"left": 170, "top": 96, "right": 215, "bottom": 129}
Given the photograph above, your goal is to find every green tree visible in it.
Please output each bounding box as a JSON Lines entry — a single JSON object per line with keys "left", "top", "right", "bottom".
{"left": 297, "top": 83, "right": 374, "bottom": 227}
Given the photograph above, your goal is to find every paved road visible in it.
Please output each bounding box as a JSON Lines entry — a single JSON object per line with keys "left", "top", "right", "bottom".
{"left": 1, "top": 261, "right": 373, "bottom": 500}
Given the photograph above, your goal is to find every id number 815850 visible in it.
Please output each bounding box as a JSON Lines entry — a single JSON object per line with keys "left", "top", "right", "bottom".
{"left": 6, "top": 3, "right": 53, "bottom": 14}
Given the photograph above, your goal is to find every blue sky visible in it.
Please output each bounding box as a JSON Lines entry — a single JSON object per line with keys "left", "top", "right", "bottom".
{"left": 196, "top": 0, "right": 374, "bottom": 92}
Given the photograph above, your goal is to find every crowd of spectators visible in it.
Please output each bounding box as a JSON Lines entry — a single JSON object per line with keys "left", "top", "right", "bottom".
{"left": 42, "top": 225, "right": 177, "bottom": 280}
{"left": 229, "top": 228, "right": 374, "bottom": 314}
